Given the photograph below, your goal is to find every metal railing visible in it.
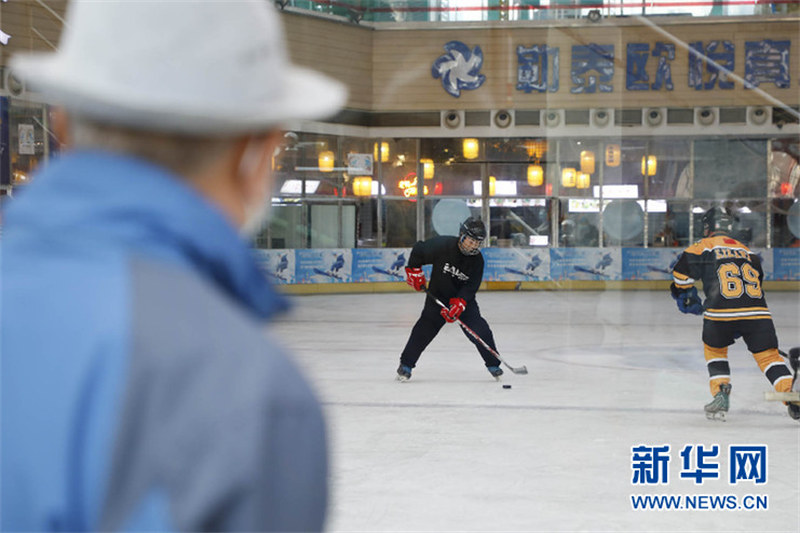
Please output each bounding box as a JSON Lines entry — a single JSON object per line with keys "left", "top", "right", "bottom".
{"left": 274, "top": 0, "right": 799, "bottom": 24}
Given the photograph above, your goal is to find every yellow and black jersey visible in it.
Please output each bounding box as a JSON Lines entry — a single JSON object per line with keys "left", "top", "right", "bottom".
{"left": 672, "top": 234, "right": 770, "bottom": 322}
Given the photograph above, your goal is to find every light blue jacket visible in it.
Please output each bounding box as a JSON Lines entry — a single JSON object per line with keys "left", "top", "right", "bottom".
{"left": 1, "top": 152, "right": 327, "bottom": 532}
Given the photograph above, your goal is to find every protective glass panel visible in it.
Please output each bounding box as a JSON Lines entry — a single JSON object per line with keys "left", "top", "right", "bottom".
{"left": 693, "top": 139, "right": 767, "bottom": 199}
{"left": 383, "top": 199, "right": 418, "bottom": 247}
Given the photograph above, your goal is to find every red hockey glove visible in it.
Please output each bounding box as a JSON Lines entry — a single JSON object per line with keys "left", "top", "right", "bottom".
{"left": 405, "top": 267, "right": 426, "bottom": 292}
{"left": 441, "top": 297, "right": 466, "bottom": 323}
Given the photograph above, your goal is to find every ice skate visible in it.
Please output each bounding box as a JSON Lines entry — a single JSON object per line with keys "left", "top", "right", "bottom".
{"left": 487, "top": 366, "right": 503, "bottom": 381}
{"left": 704, "top": 383, "right": 731, "bottom": 421}
{"left": 789, "top": 347, "right": 800, "bottom": 375}
{"left": 396, "top": 364, "right": 412, "bottom": 382}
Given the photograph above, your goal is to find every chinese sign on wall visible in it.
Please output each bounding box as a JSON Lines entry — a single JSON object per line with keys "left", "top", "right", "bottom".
{"left": 433, "top": 39, "right": 791, "bottom": 97}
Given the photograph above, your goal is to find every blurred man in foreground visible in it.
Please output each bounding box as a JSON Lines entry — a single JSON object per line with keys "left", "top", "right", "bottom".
{"left": 1, "top": 1, "right": 346, "bottom": 530}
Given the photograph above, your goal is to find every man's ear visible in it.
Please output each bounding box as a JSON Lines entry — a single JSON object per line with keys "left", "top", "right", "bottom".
{"left": 51, "top": 107, "right": 72, "bottom": 149}
{"left": 234, "top": 131, "right": 283, "bottom": 199}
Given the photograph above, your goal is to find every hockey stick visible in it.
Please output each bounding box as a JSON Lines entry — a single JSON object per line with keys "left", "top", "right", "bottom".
{"left": 764, "top": 391, "right": 800, "bottom": 402}
{"left": 424, "top": 289, "right": 528, "bottom": 375}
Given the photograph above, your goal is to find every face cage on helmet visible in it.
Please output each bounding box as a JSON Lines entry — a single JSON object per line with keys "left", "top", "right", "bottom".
{"left": 704, "top": 216, "right": 734, "bottom": 236}
{"left": 458, "top": 234, "right": 483, "bottom": 255}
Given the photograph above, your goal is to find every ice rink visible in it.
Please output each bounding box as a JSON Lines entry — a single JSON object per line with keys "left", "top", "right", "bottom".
{"left": 271, "top": 289, "right": 800, "bottom": 532}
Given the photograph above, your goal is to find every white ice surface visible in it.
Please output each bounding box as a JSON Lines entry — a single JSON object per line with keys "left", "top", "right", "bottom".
{"left": 271, "top": 290, "right": 800, "bottom": 532}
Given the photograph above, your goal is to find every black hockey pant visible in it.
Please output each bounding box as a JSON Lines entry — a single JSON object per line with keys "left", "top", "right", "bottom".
{"left": 702, "top": 317, "right": 792, "bottom": 395}
{"left": 400, "top": 298, "right": 501, "bottom": 369}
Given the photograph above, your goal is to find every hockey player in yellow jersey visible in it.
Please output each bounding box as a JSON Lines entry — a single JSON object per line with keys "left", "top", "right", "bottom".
{"left": 671, "top": 206, "right": 799, "bottom": 422}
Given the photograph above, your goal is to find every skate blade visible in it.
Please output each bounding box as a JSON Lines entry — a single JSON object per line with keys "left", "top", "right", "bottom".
{"left": 705, "top": 411, "right": 727, "bottom": 422}
{"left": 396, "top": 375, "right": 409, "bottom": 382}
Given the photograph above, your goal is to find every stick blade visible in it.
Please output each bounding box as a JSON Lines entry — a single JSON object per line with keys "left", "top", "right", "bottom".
{"left": 509, "top": 366, "right": 528, "bottom": 375}
{"left": 764, "top": 391, "right": 800, "bottom": 402}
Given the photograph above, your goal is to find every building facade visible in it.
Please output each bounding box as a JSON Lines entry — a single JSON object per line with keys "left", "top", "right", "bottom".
{"left": 1, "top": 2, "right": 798, "bottom": 284}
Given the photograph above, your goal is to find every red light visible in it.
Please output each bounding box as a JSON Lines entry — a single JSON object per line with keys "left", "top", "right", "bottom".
{"left": 780, "top": 182, "right": 792, "bottom": 196}
{"left": 545, "top": 183, "right": 553, "bottom": 196}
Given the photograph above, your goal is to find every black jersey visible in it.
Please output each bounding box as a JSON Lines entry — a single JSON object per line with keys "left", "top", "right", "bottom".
{"left": 672, "top": 234, "right": 770, "bottom": 322}
{"left": 407, "top": 236, "right": 483, "bottom": 302}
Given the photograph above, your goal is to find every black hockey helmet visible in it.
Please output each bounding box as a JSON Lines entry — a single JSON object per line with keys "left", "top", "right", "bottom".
{"left": 702, "top": 206, "right": 735, "bottom": 236}
{"left": 458, "top": 217, "right": 486, "bottom": 255}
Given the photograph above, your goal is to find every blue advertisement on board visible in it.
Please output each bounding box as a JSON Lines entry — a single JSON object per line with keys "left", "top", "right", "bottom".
{"left": 353, "top": 248, "right": 410, "bottom": 282}
{"left": 483, "top": 247, "right": 550, "bottom": 281}
{"left": 253, "top": 247, "right": 798, "bottom": 285}
{"left": 622, "top": 248, "right": 682, "bottom": 281}
{"left": 771, "top": 248, "right": 799, "bottom": 280}
{"left": 254, "top": 249, "right": 295, "bottom": 284}
{"left": 295, "top": 249, "right": 353, "bottom": 283}
{"left": 550, "top": 248, "right": 622, "bottom": 280}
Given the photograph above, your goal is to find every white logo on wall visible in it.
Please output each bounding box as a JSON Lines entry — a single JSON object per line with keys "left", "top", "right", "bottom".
{"left": 18, "top": 124, "right": 35, "bottom": 155}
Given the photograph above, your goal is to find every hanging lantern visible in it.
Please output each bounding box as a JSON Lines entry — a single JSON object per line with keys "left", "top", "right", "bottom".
{"left": 605, "top": 144, "right": 621, "bottom": 167}
{"left": 527, "top": 164, "right": 544, "bottom": 187}
{"left": 373, "top": 142, "right": 389, "bottom": 163}
{"left": 580, "top": 150, "right": 596, "bottom": 174}
{"left": 318, "top": 150, "right": 335, "bottom": 172}
{"left": 463, "top": 138, "right": 479, "bottom": 160}
{"left": 352, "top": 176, "right": 372, "bottom": 196}
{"left": 576, "top": 172, "right": 591, "bottom": 189}
{"left": 421, "top": 158, "right": 435, "bottom": 179}
{"left": 641, "top": 155, "right": 657, "bottom": 176}
{"left": 489, "top": 176, "right": 496, "bottom": 196}
{"left": 561, "top": 167, "right": 577, "bottom": 188}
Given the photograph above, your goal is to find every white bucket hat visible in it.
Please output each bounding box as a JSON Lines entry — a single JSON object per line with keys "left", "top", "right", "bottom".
{"left": 10, "top": 0, "right": 347, "bottom": 135}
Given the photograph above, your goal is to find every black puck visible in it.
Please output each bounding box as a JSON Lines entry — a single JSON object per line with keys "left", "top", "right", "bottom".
{"left": 502, "top": 384, "right": 512, "bottom": 389}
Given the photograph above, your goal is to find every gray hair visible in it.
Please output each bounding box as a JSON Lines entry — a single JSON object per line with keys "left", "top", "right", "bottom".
{"left": 67, "top": 115, "right": 237, "bottom": 176}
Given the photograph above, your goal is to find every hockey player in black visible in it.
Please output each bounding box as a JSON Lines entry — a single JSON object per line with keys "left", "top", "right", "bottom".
{"left": 397, "top": 217, "right": 503, "bottom": 381}
{"left": 671, "top": 206, "right": 799, "bottom": 421}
